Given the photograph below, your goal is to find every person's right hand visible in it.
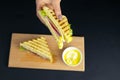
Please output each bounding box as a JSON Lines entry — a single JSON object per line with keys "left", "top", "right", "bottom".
{"left": 36, "top": 0, "right": 62, "bottom": 24}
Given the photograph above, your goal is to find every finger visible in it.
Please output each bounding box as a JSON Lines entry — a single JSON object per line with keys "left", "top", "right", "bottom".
{"left": 36, "top": 0, "right": 40, "bottom": 11}
{"left": 52, "top": 1, "right": 62, "bottom": 20}
{"left": 36, "top": 0, "right": 46, "bottom": 24}
{"left": 46, "top": 4, "right": 54, "bottom": 10}
{"left": 36, "top": 0, "right": 45, "bottom": 12}
{"left": 36, "top": 5, "right": 45, "bottom": 24}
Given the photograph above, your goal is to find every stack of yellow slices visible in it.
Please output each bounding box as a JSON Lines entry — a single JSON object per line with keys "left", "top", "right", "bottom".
{"left": 20, "top": 37, "right": 53, "bottom": 63}
{"left": 38, "top": 6, "right": 73, "bottom": 49}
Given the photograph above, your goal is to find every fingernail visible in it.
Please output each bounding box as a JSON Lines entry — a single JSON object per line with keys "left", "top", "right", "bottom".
{"left": 58, "top": 15, "right": 62, "bottom": 20}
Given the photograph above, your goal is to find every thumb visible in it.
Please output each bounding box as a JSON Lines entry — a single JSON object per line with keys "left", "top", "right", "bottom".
{"left": 52, "top": 0, "right": 62, "bottom": 20}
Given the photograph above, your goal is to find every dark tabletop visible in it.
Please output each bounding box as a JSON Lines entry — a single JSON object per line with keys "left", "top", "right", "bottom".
{"left": 0, "top": 0, "right": 120, "bottom": 80}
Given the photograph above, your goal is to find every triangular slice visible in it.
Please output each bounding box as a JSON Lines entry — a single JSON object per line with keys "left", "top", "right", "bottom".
{"left": 38, "top": 6, "right": 73, "bottom": 49}
{"left": 20, "top": 37, "right": 53, "bottom": 63}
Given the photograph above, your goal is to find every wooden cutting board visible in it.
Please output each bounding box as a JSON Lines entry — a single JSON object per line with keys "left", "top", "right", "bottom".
{"left": 8, "top": 33, "right": 85, "bottom": 71}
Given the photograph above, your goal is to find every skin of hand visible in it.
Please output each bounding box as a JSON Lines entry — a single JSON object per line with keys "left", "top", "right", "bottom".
{"left": 36, "top": 0, "right": 62, "bottom": 24}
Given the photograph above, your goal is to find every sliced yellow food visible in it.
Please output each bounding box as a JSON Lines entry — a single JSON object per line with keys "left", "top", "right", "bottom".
{"left": 38, "top": 6, "right": 73, "bottom": 49}
{"left": 20, "top": 37, "right": 53, "bottom": 63}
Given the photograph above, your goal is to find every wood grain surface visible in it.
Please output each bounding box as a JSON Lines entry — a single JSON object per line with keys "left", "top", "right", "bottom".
{"left": 8, "top": 33, "right": 85, "bottom": 71}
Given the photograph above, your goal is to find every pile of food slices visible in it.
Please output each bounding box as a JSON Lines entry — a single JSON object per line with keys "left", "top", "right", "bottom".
{"left": 20, "top": 6, "right": 73, "bottom": 63}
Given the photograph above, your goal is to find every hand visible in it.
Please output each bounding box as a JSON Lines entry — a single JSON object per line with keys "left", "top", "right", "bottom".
{"left": 36, "top": 0, "right": 62, "bottom": 24}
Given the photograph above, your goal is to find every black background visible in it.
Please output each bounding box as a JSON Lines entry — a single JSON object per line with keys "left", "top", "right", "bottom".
{"left": 0, "top": 0, "right": 120, "bottom": 80}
